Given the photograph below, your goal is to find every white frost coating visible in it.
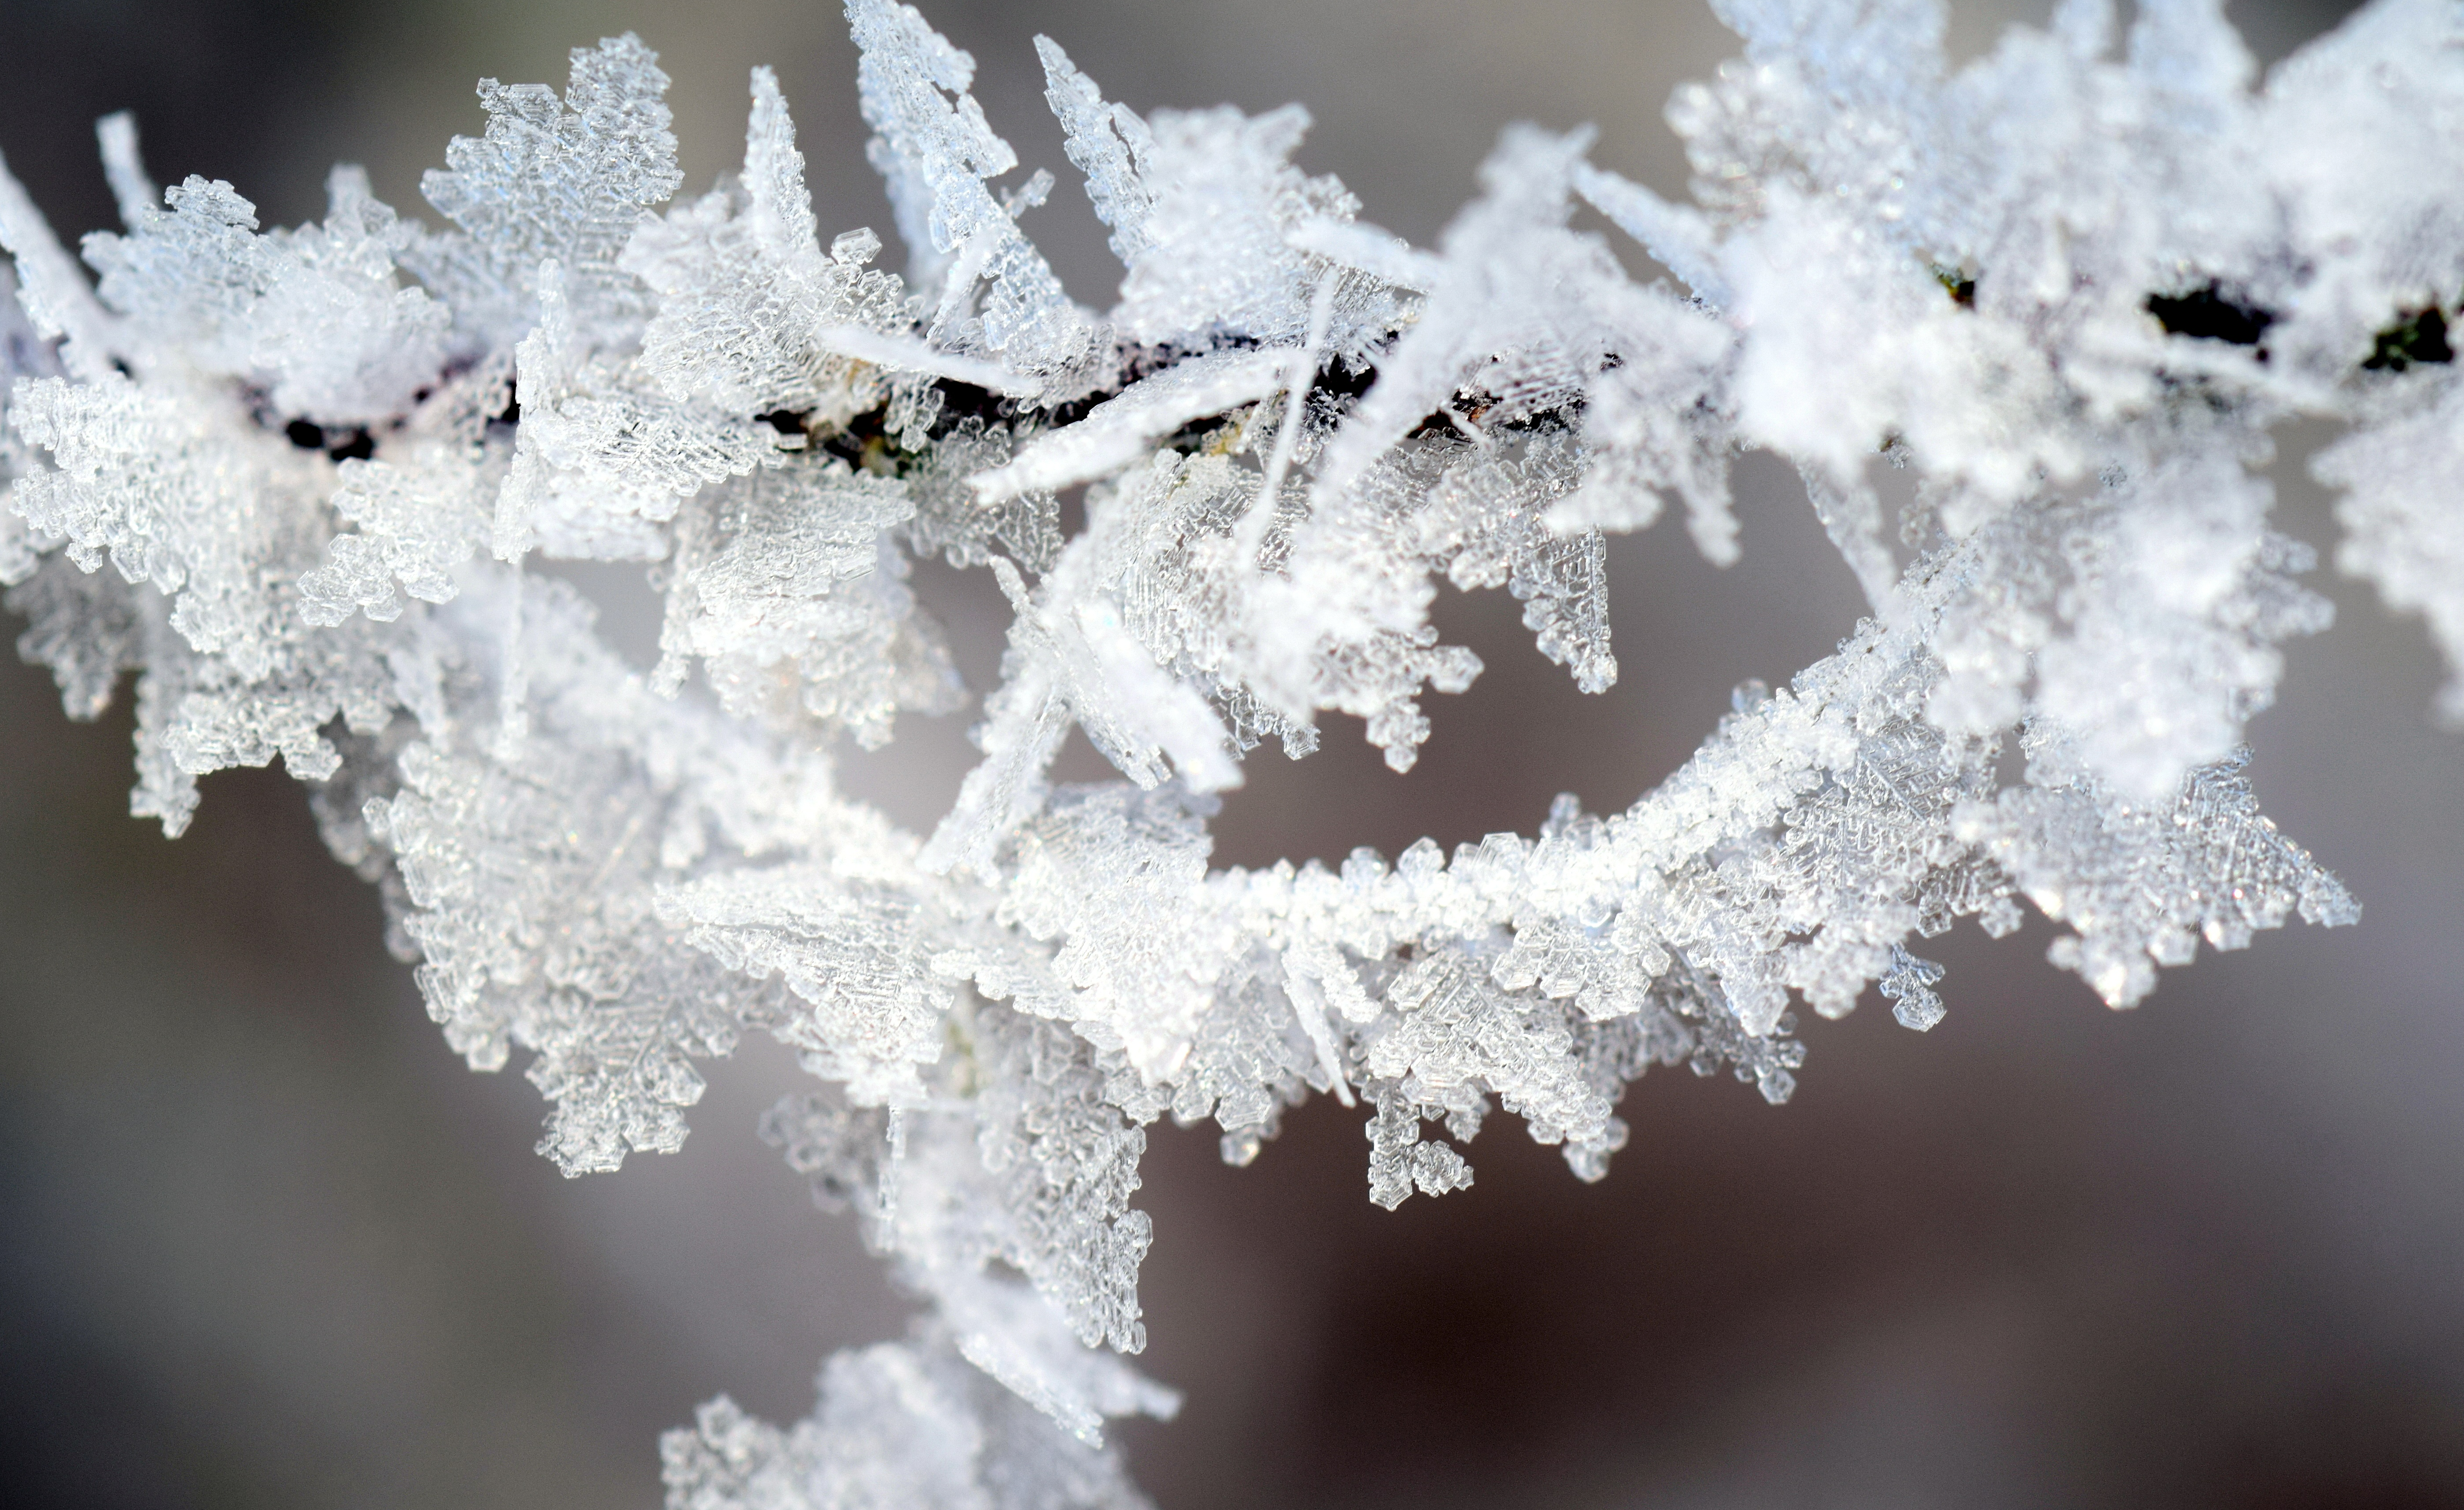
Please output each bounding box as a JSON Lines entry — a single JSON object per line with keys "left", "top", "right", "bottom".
{"left": 83, "top": 163, "right": 453, "bottom": 423}
{"left": 1037, "top": 37, "right": 1155, "bottom": 269}
{"left": 624, "top": 68, "right": 913, "bottom": 426}
{"left": 11, "top": 2, "right": 2454, "bottom": 1506}
{"left": 845, "top": 0, "right": 1104, "bottom": 399}
{"left": 1113, "top": 102, "right": 1368, "bottom": 351}
{"left": 95, "top": 112, "right": 160, "bottom": 234}
{"left": 652, "top": 462, "right": 964, "bottom": 749}
{"left": 1036, "top": 37, "right": 1396, "bottom": 361}
{"left": 0, "top": 151, "right": 123, "bottom": 381}
{"left": 811, "top": 322, "right": 1032, "bottom": 395}
{"left": 971, "top": 347, "right": 1287, "bottom": 502}
{"left": 2316, "top": 380, "right": 2464, "bottom": 723}
{"left": 1570, "top": 161, "right": 1731, "bottom": 310}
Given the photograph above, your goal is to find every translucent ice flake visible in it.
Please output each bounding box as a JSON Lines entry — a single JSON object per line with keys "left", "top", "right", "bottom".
{"left": 759, "top": 1000, "right": 1179, "bottom": 1437}
{"left": 411, "top": 33, "right": 682, "bottom": 347}
{"left": 8, "top": 373, "right": 321, "bottom": 674}
{"left": 1036, "top": 38, "right": 1154, "bottom": 269}
{"left": 1418, "top": 431, "right": 1616, "bottom": 693}
{"left": 1538, "top": 270, "right": 1737, "bottom": 564}
{"left": 654, "top": 461, "right": 962, "bottom": 747}
{"left": 1921, "top": 456, "right": 2333, "bottom": 804}
{"left": 3, "top": 372, "right": 411, "bottom": 832}
{"left": 1043, "top": 41, "right": 1386, "bottom": 382}
{"left": 0, "top": 267, "right": 62, "bottom": 584}
{"left": 1366, "top": 950, "right": 1619, "bottom": 1173}
{"left": 1956, "top": 730, "right": 2356, "bottom": 1008}
{"left": 1570, "top": 161, "right": 1729, "bottom": 310}
{"left": 965, "top": 1004, "right": 1160, "bottom": 1359}
{"left": 494, "top": 257, "right": 783, "bottom": 561}
{"left": 1000, "top": 783, "right": 1232, "bottom": 1082}
{"left": 846, "top": 0, "right": 1103, "bottom": 398}
{"left": 1247, "top": 445, "right": 1488, "bottom": 772}
{"left": 1879, "top": 945, "right": 1948, "bottom": 1031}
{"left": 1364, "top": 1081, "right": 1475, "bottom": 1210}
{"left": 5, "top": 550, "right": 141, "bottom": 720}
{"left": 923, "top": 549, "right": 1238, "bottom": 877}
{"left": 897, "top": 415, "right": 1061, "bottom": 573}
{"left": 1317, "top": 129, "right": 1598, "bottom": 488}
{"left": 624, "top": 69, "right": 912, "bottom": 428}
{"left": 661, "top": 868, "right": 951, "bottom": 1107}
{"left": 298, "top": 353, "right": 514, "bottom": 625}
{"left": 364, "top": 725, "right": 804, "bottom": 1170}
{"left": 1112, "top": 100, "right": 1379, "bottom": 353}
{"left": 85, "top": 161, "right": 449, "bottom": 424}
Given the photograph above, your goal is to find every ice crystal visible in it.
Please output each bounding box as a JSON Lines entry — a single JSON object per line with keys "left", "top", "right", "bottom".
{"left": 12, "top": 1, "right": 2450, "bottom": 1504}
{"left": 410, "top": 33, "right": 683, "bottom": 347}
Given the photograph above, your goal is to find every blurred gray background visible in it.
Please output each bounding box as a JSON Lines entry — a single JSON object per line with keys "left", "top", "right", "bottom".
{"left": 7, "top": 2, "right": 2458, "bottom": 1506}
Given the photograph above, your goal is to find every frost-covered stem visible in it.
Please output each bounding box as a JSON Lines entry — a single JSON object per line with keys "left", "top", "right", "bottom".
{"left": 3, "top": 1, "right": 2447, "bottom": 1506}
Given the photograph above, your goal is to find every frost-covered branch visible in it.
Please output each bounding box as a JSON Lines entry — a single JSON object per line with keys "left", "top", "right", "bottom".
{"left": 6, "top": 0, "right": 2448, "bottom": 1503}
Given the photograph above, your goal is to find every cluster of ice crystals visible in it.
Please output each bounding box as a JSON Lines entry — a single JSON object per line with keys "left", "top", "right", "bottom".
{"left": 662, "top": 1329, "right": 1154, "bottom": 1510}
{"left": 848, "top": 0, "right": 1104, "bottom": 399}
{"left": 410, "top": 33, "right": 684, "bottom": 348}
{"left": 13, "top": 1, "right": 2454, "bottom": 1503}
{"left": 627, "top": 69, "right": 912, "bottom": 428}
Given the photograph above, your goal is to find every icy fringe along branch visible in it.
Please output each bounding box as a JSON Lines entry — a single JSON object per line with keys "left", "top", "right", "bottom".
{"left": 9, "top": 0, "right": 2457, "bottom": 1502}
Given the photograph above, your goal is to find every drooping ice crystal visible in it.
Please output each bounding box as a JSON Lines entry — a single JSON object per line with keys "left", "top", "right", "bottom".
{"left": 8, "top": 1, "right": 2444, "bottom": 1504}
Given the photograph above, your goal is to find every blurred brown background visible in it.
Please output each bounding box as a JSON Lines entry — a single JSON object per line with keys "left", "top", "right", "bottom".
{"left": 8, "top": 2, "right": 2460, "bottom": 1507}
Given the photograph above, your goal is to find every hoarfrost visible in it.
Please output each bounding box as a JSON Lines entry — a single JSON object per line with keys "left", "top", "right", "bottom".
{"left": 12, "top": 1, "right": 2448, "bottom": 1504}
{"left": 410, "top": 33, "right": 683, "bottom": 347}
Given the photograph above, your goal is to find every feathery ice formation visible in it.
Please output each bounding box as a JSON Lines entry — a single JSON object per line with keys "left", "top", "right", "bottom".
{"left": 8, "top": 1, "right": 2442, "bottom": 1503}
